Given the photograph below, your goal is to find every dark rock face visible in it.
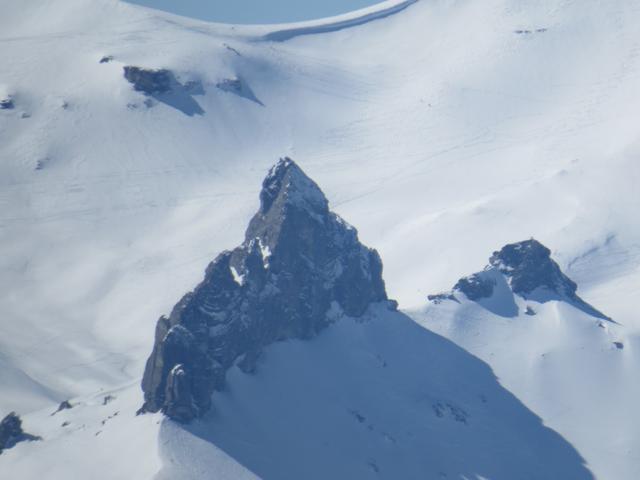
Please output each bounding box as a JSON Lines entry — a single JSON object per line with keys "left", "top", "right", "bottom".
{"left": 426, "top": 293, "right": 459, "bottom": 305}
{"left": 0, "top": 98, "right": 14, "bottom": 110}
{"left": 488, "top": 240, "right": 577, "bottom": 298}
{"left": 142, "top": 157, "right": 388, "bottom": 422}
{"left": 216, "top": 76, "right": 264, "bottom": 106}
{"left": 51, "top": 400, "right": 73, "bottom": 415}
{"left": 430, "top": 239, "right": 611, "bottom": 320}
{"left": 0, "top": 413, "right": 22, "bottom": 453}
{"left": 0, "top": 412, "right": 40, "bottom": 454}
{"left": 216, "top": 77, "right": 242, "bottom": 94}
{"left": 453, "top": 273, "right": 495, "bottom": 301}
{"left": 123, "top": 66, "right": 172, "bottom": 94}
{"left": 123, "top": 66, "right": 205, "bottom": 116}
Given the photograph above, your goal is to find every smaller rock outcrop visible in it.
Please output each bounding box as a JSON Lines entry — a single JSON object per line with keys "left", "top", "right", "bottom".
{"left": 51, "top": 400, "right": 73, "bottom": 415}
{"left": 453, "top": 273, "right": 495, "bottom": 301}
{"left": 0, "top": 412, "right": 41, "bottom": 454}
{"left": 0, "top": 97, "right": 14, "bottom": 110}
{"left": 0, "top": 413, "right": 22, "bottom": 453}
{"left": 430, "top": 239, "right": 611, "bottom": 320}
{"left": 123, "top": 66, "right": 205, "bottom": 116}
{"left": 123, "top": 66, "right": 173, "bottom": 94}
{"left": 489, "top": 240, "right": 576, "bottom": 298}
{"left": 426, "top": 292, "right": 459, "bottom": 304}
{"left": 216, "top": 76, "right": 263, "bottom": 105}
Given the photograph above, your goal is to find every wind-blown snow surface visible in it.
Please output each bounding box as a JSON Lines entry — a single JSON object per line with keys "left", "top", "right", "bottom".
{"left": 1, "top": 0, "right": 639, "bottom": 478}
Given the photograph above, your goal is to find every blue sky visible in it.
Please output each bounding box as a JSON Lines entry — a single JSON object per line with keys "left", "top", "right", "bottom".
{"left": 124, "top": 0, "right": 385, "bottom": 24}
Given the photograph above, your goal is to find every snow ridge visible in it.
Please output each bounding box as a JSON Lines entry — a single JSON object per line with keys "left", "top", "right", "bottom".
{"left": 261, "top": 0, "right": 418, "bottom": 41}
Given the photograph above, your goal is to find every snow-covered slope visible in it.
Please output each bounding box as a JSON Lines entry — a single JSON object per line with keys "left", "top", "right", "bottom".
{"left": 155, "top": 305, "right": 594, "bottom": 480}
{"left": 1, "top": 0, "right": 639, "bottom": 478}
{"left": 0, "top": 306, "right": 596, "bottom": 480}
{"left": 416, "top": 238, "right": 640, "bottom": 479}
{"left": 419, "top": 296, "right": 638, "bottom": 480}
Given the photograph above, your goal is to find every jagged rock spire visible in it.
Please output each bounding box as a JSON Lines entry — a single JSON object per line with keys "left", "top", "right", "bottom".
{"left": 255, "top": 157, "right": 328, "bottom": 215}
{"left": 141, "top": 158, "right": 389, "bottom": 422}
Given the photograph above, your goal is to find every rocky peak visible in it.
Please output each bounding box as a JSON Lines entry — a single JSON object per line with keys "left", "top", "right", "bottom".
{"left": 141, "top": 158, "right": 389, "bottom": 422}
{"left": 488, "top": 239, "right": 578, "bottom": 297}
{"left": 257, "top": 157, "right": 328, "bottom": 214}
{"left": 244, "top": 157, "right": 330, "bottom": 264}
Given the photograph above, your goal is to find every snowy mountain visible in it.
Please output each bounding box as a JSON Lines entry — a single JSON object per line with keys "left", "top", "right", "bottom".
{"left": 141, "top": 157, "right": 389, "bottom": 422}
{"left": 1, "top": 0, "right": 639, "bottom": 478}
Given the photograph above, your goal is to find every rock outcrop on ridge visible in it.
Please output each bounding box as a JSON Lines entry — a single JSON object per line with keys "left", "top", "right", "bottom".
{"left": 123, "top": 67, "right": 173, "bottom": 95}
{"left": 0, "top": 97, "right": 14, "bottom": 110}
{"left": 141, "top": 157, "right": 389, "bottom": 422}
{"left": 429, "top": 239, "right": 611, "bottom": 320}
{"left": 122, "top": 66, "right": 205, "bottom": 116}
